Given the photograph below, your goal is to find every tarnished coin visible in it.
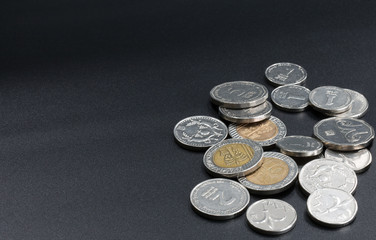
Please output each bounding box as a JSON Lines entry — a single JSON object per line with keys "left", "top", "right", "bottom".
{"left": 265, "top": 63, "right": 307, "bottom": 86}
{"left": 307, "top": 188, "right": 358, "bottom": 227}
{"left": 174, "top": 116, "right": 228, "bottom": 150}
{"left": 276, "top": 136, "right": 323, "bottom": 157}
{"left": 246, "top": 199, "right": 297, "bottom": 235}
{"left": 314, "top": 117, "right": 375, "bottom": 151}
{"left": 325, "top": 148, "right": 372, "bottom": 173}
{"left": 271, "top": 85, "right": 310, "bottom": 112}
{"left": 309, "top": 86, "right": 352, "bottom": 114}
{"left": 299, "top": 159, "right": 357, "bottom": 195}
{"left": 326, "top": 89, "right": 369, "bottom": 118}
{"left": 228, "top": 116, "right": 287, "bottom": 149}
{"left": 219, "top": 101, "right": 272, "bottom": 123}
{"left": 190, "top": 178, "right": 250, "bottom": 220}
{"left": 203, "top": 139, "right": 263, "bottom": 178}
{"left": 238, "top": 152, "right": 298, "bottom": 195}
{"left": 210, "top": 81, "right": 268, "bottom": 109}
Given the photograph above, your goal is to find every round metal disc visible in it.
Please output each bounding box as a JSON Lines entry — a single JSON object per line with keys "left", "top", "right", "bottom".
{"left": 265, "top": 62, "right": 307, "bottom": 86}
{"left": 325, "top": 89, "right": 369, "bottom": 118}
{"left": 324, "top": 148, "right": 372, "bottom": 173}
{"left": 309, "top": 86, "right": 352, "bottom": 114}
{"left": 219, "top": 101, "right": 272, "bottom": 123}
{"left": 271, "top": 85, "right": 310, "bottom": 112}
{"left": 276, "top": 135, "right": 324, "bottom": 157}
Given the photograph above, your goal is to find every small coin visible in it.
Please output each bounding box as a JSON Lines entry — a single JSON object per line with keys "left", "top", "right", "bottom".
{"left": 309, "top": 86, "right": 352, "bottom": 114}
{"left": 219, "top": 101, "right": 272, "bottom": 123}
{"left": 313, "top": 117, "right": 375, "bottom": 151}
{"left": 276, "top": 136, "right": 323, "bottom": 157}
{"left": 265, "top": 63, "right": 307, "bottom": 86}
{"left": 238, "top": 152, "right": 298, "bottom": 195}
{"left": 299, "top": 159, "right": 357, "bottom": 195}
{"left": 190, "top": 178, "right": 250, "bottom": 220}
{"left": 228, "top": 116, "right": 287, "bottom": 149}
{"left": 325, "top": 89, "right": 369, "bottom": 118}
{"left": 325, "top": 148, "right": 372, "bottom": 173}
{"left": 271, "top": 85, "right": 310, "bottom": 112}
{"left": 210, "top": 81, "right": 268, "bottom": 109}
{"left": 246, "top": 199, "right": 297, "bottom": 235}
{"left": 307, "top": 188, "right": 358, "bottom": 227}
{"left": 174, "top": 116, "right": 228, "bottom": 150}
{"left": 203, "top": 139, "right": 263, "bottom": 178}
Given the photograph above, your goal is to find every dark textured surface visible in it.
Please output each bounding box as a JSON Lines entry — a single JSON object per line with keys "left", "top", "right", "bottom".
{"left": 1, "top": 0, "right": 376, "bottom": 239}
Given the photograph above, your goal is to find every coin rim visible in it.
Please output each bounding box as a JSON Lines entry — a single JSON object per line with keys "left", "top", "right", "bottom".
{"left": 218, "top": 101, "right": 272, "bottom": 123}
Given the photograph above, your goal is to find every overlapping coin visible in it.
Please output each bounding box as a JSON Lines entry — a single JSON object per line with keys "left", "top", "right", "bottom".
{"left": 324, "top": 149, "right": 372, "bottom": 173}
{"left": 309, "top": 86, "right": 352, "bottom": 114}
{"left": 219, "top": 101, "right": 272, "bottom": 123}
{"left": 276, "top": 135, "right": 323, "bottom": 157}
{"left": 325, "top": 89, "right": 368, "bottom": 118}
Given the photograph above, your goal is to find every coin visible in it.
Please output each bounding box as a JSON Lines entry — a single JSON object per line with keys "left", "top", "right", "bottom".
{"left": 219, "top": 101, "right": 272, "bottom": 123}
{"left": 313, "top": 117, "right": 375, "bottom": 151}
{"left": 265, "top": 63, "right": 307, "bottom": 86}
{"left": 325, "top": 89, "right": 369, "bottom": 118}
{"left": 203, "top": 139, "right": 263, "bottom": 178}
{"left": 228, "top": 116, "right": 287, "bottom": 149}
{"left": 238, "top": 152, "right": 298, "bottom": 195}
{"left": 299, "top": 159, "right": 357, "bottom": 195}
{"left": 190, "top": 178, "right": 250, "bottom": 220}
{"left": 307, "top": 188, "right": 358, "bottom": 227}
{"left": 276, "top": 136, "right": 323, "bottom": 157}
{"left": 210, "top": 81, "right": 268, "bottom": 108}
{"left": 324, "top": 148, "right": 372, "bottom": 173}
{"left": 271, "top": 85, "right": 310, "bottom": 112}
{"left": 174, "top": 116, "right": 228, "bottom": 150}
{"left": 309, "top": 86, "right": 352, "bottom": 114}
{"left": 246, "top": 199, "right": 297, "bottom": 235}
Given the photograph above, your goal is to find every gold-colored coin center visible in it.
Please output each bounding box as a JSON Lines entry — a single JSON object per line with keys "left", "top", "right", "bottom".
{"left": 213, "top": 143, "right": 254, "bottom": 168}
{"left": 236, "top": 120, "right": 278, "bottom": 141}
{"left": 245, "top": 157, "right": 289, "bottom": 185}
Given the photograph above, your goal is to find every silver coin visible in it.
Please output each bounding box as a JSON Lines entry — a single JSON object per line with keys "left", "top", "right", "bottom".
{"left": 325, "top": 89, "right": 369, "bottom": 118}
{"left": 246, "top": 199, "right": 297, "bottom": 235}
{"left": 228, "top": 116, "right": 287, "bottom": 149}
{"left": 309, "top": 86, "right": 352, "bottom": 114}
{"left": 174, "top": 116, "right": 228, "bottom": 150}
{"left": 299, "top": 159, "right": 357, "bottom": 195}
{"left": 203, "top": 139, "right": 263, "bottom": 178}
{"left": 307, "top": 188, "right": 358, "bottom": 227}
{"left": 271, "top": 85, "right": 310, "bottom": 112}
{"left": 219, "top": 101, "right": 272, "bottom": 123}
{"left": 325, "top": 148, "right": 372, "bottom": 173}
{"left": 276, "top": 136, "right": 323, "bottom": 157}
{"left": 210, "top": 81, "right": 268, "bottom": 108}
{"left": 190, "top": 178, "right": 250, "bottom": 220}
{"left": 265, "top": 63, "right": 307, "bottom": 86}
{"left": 313, "top": 117, "right": 375, "bottom": 151}
{"left": 238, "top": 152, "right": 298, "bottom": 195}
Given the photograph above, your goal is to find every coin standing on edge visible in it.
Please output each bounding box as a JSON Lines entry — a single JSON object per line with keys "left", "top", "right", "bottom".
{"left": 326, "top": 89, "right": 369, "bottom": 118}
{"left": 309, "top": 86, "right": 352, "bottom": 114}
{"left": 219, "top": 101, "right": 272, "bottom": 123}
{"left": 265, "top": 62, "right": 307, "bottom": 86}
{"left": 325, "top": 148, "right": 372, "bottom": 173}
{"left": 271, "top": 85, "right": 310, "bottom": 112}
{"left": 276, "top": 135, "right": 324, "bottom": 157}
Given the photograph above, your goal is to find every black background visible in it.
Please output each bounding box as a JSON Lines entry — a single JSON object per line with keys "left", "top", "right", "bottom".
{"left": 1, "top": 0, "right": 376, "bottom": 239}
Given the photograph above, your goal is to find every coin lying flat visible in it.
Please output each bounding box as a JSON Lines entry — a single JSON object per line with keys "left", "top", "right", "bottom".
{"left": 326, "top": 89, "right": 369, "bottom": 118}
{"left": 174, "top": 116, "right": 228, "bottom": 150}
{"left": 203, "top": 139, "right": 263, "bottom": 178}
{"left": 190, "top": 178, "right": 250, "bottom": 220}
{"left": 219, "top": 101, "right": 272, "bottom": 123}
{"left": 309, "top": 86, "right": 352, "bottom": 114}
{"left": 276, "top": 136, "right": 323, "bottom": 157}
{"left": 325, "top": 148, "right": 372, "bottom": 173}
{"left": 210, "top": 81, "right": 268, "bottom": 109}
{"left": 246, "top": 199, "right": 297, "bottom": 235}
{"left": 228, "top": 116, "right": 287, "bottom": 149}
{"left": 307, "top": 188, "right": 358, "bottom": 227}
{"left": 314, "top": 117, "right": 375, "bottom": 151}
{"left": 299, "top": 159, "right": 357, "bottom": 195}
{"left": 238, "top": 152, "right": 298, "bottom": 195}
{"left": 271, "top": 85, "right": 310, "bottom": 112}
{"left": 265, "top": 63, "right": 307, "bottom": 86}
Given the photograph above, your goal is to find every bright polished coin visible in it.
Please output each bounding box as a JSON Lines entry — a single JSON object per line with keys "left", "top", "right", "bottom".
{"left": 325, "top": 148, "right": 372, "bottom": 173}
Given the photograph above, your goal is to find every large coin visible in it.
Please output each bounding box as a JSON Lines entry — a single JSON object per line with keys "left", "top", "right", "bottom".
{"left": 210, "top": 81, "right": 268, "bottom": 108}
{"left": 174, "top": 116, "right": 228, "bottom": 150}
{"left": 325, "top": 148, "right": 372, "bottom": 173}
{"left": 309, "top": 86, "right": 352, "bottom": 114}
{"left": 265, "top": 62, "right": 307, "bottom": 86}
{"left": 326, "top": 89, "right": 369, "bottom": 118}
{"left": 219, "top": 101, "right": 272, "bottom": 123}
{"left": 313, "top": 117, "right": 375, "bottom": 151}
{"left": 271, "top": 85, "right": 310, "bottom": 112}
{"left": 190, "top": 178, "right": 250, "bottom": 220}
{"left": 276, "top": 135, "right": 323, "bottom": 157}
{"left": 203, "top": 139, "right": 263, "bottom": 178}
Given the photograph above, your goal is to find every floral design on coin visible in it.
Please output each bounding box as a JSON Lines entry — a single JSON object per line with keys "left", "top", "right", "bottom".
{"left": 326, "top": 89, "right": 368, "bottom": 118}
{"left": 276, "top": 135, "right": 323, "bottom": 157}
{"left": 325, "top": 149, "right": 372, "bottom": 173}
{"left": 265, "top": 63, "right": 307, "bottom": 86}
{"left": 309, "top": 86, "right": 351, "bottom": 114}
{"left": 219, "top": 101, "right": 272, "bottom": 123}
{"left": 271, "top": 85, "right": 310, "bottom": 112}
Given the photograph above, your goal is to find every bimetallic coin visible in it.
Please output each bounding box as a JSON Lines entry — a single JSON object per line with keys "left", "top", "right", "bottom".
{"left": 299, "top": 159, "right": 357, "bottom": 195}
{"left": 276, "top": 136, "right": 323, "bottom": 157}
{"left": 228, "top": 116, "right": 287, "bottom": 149}
{"left": 307, "top": 188, "right": 358, "bottom": 227}
{"left": 271, "top": 85, "right": 310, "bottom": 112}
{"left": 219, "top": 101, "right": 272, "bottom": 123}
{"left": 174, "top": 116, "right": 228, "bottom": 150}
{"left": 238, "top": 152, "right": 298, "bottom": 195}
{"left": 190, "top": 178, "right": 250, "bottom": 220}
{"left": 326, "top": 89, "right": 369, "bottom": 118}
{"left": 247, "top": 199, "right": 297, "bottom": 235}
{"left": 325, "top": 149, "right": 372, "bottom": 173}
{"left": 309, "top": 86, "right": 352, "bottom": 114}
{"left": 265, "top": 63, "right": 307, "bottom": 86}
{"left": 314, "top": 117, "right": 375, "bottom": 151}
{"left": 203, "top": 139, "right": 263, "bottom": 178}
{"left": 210, "top": 81, "right": 268, "bottom": 109}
